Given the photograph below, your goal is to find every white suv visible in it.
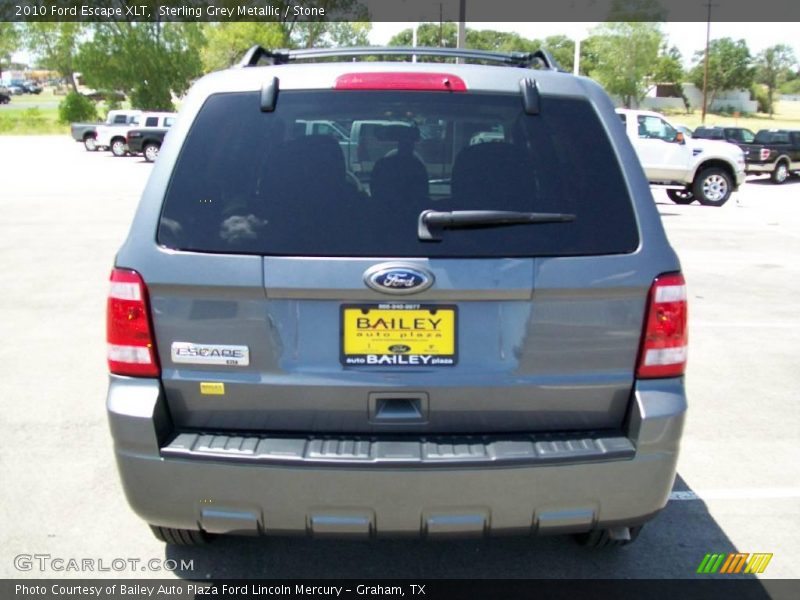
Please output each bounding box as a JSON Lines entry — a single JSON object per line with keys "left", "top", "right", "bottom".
{"left": 617, "top": 109, "right": 745, "bottom": 206}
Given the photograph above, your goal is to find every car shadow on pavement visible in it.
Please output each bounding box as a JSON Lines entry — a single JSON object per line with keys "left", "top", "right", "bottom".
{"left": 746, "top": 176, "right": 800, "bottom": 186}
{"left": 162, "top": 474, "right": 770, "bottom": 588}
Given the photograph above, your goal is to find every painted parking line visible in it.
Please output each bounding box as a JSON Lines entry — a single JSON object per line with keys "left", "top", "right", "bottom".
{"left": 670, "top": 488, "right": 800, "bottom": 501}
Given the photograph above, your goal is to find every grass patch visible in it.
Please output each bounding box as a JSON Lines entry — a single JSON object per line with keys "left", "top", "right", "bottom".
{"left": 663, "top": 101, "right": 800, "bottom": 131}
{"left": 0, "top": 88, "right": 133, "bottom": 134}
{"left": 0, "top": 106, "right": 68, "bottom": 135}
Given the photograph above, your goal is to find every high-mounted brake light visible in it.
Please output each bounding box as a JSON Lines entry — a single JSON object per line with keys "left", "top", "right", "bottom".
{"left": 334, "top": 72, "right": 467, "bottom": 92}
{"left": 636, "top": 273, "right": 688, "bottom": 379}
{"left": 107, "top": 268, "right": 160, "bottom": 377}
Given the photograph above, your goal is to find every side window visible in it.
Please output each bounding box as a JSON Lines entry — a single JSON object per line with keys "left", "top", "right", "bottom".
{"left": 145, "top": 117, "right": 158, "bottom": 127}
{"left": 618, "top": 113, "right": 627, "bottom": 125}
{"left": 164, "top": 117, "right": 175, "bottom": 128}
{"left": 637, "top": 116, "right": 676, "bottom": 141}
{"left": 113, "top": 115, "right": 127, "bottom": 124}
{"left": 739, "top": 130, "right": 755, "bottom": 143}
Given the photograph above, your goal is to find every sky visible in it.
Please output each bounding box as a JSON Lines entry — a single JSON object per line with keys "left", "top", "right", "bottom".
{"left": 368, "top": 22, "right": 800, "bottom": 68}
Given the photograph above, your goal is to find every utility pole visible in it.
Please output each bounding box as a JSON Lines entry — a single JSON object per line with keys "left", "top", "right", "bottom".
{"left": 457, "top": 0, "right": 466, "bottom": 62}
{"left": 573, "top": 37, "right": 581, "bottom": 76}
{"left": 701, "top": 2, "right": 718, "bottom": 123}
{"left": 439, "top": 3, "right": 444, "bottom": 47}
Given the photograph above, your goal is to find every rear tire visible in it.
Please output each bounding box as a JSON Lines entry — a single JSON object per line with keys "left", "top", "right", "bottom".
{"left": 771, "top": 161, "right": 789, "bottom": 184}
{"left": 693, "top": 167, "right": 733, "bottom": 207}
{"left": 574, "top": 526, "right": 642, "bottom": 548}
{"left": 111, "top": 138, "right": 127, "bottom": 157}
{"left": 84, "top": 135, "right": 97, "bottom": 152}
{"left": 149, "top": 525, "right": 209, "bottom": 546}
{"left": 143, "top": 143, "right": 160, "bottom": 163}
{"left": 666, "top": 189, "right": 695, "bottom": 204}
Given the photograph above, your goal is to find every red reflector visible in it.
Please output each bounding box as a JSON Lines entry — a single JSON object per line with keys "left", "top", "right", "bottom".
{"left": 636, "top": 273, "right": 688, "bottom": 379}
{"left": 334, "top": 72, "right": 467, "bottom": 92}
{"left": 107, "top": 268, "right": 160, "bottom": 377}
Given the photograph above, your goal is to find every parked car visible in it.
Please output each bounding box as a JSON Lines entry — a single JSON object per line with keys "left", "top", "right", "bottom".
{"left": 23, "top": 81, "right": 43, "bottom": 94}
{"left": 97, "top": 111, "right": 176, "bottom": 157}
{"left": 126, "top": 127, "right": 170, "bottom": 162}
{"left": 616, "top": 108, "right": 745, "bottom": 206}
{"left": 108, "top": 46, "right": 688, "bottom": 548}
{"left": 742, "top": 129, "right": 800, "bottom": 184}
{"left": 692, "top": 126, "right": 756, "bottom": 150}
{"left": 0, "top": 85, "right": 10, "bottom": 104}
{"left": 6, "top": 84, "right": 24, "bottom": 95}
{"left": 71, "top": 109, "right": 142, "bottom": 152}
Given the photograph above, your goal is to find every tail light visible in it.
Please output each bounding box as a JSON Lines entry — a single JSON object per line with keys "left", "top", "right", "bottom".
{"left": 335, "top": 72, "right": 467, "bottom": 91}
{"left": 636, "top": 273, "right": 688, "bottom": 379}
{"left": 760, "top": 148, "right": 770, "bottom": 161}
{"left": 107, "top": 268, "right": 160, "bottom": 377}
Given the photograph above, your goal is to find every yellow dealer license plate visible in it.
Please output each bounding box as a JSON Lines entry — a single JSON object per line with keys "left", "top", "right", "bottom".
{"left": 341, "top": 304, "right": 457, "bottom": 366}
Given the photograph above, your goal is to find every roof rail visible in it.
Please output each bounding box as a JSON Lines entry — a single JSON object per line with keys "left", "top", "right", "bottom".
{"left": 238, "top": 46, "right": 564, "bottom": 71}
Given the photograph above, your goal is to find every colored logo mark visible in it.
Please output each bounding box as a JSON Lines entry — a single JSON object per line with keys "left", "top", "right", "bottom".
{"left": 697, "top": 553, "right": 773, "bottom": 574}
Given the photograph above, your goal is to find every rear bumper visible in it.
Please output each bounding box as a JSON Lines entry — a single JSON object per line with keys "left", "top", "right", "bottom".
{"left": 107, "top": 376, "right": 686, "bottom": 537}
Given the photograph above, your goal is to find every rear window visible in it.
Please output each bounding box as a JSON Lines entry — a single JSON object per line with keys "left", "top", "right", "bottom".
{"left": 159, "top": 91, "right": 638, "bottom": 257}
{"left": 694, "top": 128, "right": 724, "bottom": 140}
{"left": 754, "top": 131, "right": 790, "bottom": 144}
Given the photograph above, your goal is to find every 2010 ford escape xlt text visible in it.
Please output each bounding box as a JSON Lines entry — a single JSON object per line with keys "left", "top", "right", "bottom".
{"left": 106, "top": 47, "right": 688, "bottom": 548}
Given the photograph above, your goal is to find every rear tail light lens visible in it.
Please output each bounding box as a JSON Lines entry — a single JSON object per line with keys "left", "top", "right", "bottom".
{"left": 760, "top": 148, "right": 770, "bottom": 161}
{"left": 107, "top": 268, "right": 160, "bottom": 377}
{"left": 636, "top": 273, "right": 688, "bottom": 379}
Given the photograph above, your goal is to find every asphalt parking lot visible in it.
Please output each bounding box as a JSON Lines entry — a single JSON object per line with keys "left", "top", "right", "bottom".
{"left": 1, "top": 136, "right": 798, "bottom": 581}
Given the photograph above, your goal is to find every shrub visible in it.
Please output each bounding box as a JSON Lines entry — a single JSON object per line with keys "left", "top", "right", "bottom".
{"left": 58, "top": 92, "right": 98, "bottom": 124}
{"left": 751, "top": 85, "right": 770, "bottom": 113}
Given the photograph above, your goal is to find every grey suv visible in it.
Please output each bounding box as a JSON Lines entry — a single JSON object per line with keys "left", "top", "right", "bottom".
{"left": 107, "top": 47, "right": 688, "bottom": 547}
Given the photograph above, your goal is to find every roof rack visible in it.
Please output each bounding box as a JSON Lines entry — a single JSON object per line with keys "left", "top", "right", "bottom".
{"left": 238, "top": 46, "right": 564, "bottom": 71}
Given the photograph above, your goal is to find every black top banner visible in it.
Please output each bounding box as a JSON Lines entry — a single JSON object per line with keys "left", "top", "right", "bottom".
{"left": 3, "top": 0, "right": 800, "bottom": 22}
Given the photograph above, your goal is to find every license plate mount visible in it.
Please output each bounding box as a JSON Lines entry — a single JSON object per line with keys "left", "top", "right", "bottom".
{"left": 341, "top": 303, "right": 457, "bottom": 367}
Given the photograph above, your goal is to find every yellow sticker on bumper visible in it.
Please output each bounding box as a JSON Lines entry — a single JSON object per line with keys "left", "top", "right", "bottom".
{"left": 200, "top": 382, "right": 225, "bottom": 395}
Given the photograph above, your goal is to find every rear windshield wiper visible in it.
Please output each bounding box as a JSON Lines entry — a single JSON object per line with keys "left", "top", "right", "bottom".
{"left": 418, "top": 209, "right": 575, "bottom": 241}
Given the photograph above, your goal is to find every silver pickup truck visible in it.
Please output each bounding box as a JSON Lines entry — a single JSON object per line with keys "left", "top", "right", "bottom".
{"left": 70, "top": 109, "right": 142, "bottom": 151}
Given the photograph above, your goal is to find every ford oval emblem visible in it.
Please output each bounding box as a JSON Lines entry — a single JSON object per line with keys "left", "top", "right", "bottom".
{"left": 363, "top": 264, "right": 434, "bottom": 295}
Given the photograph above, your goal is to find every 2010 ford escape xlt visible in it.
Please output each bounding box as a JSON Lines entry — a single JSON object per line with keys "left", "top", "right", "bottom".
{"left": 107, "top": 47, "right": 688, "bottom": 547}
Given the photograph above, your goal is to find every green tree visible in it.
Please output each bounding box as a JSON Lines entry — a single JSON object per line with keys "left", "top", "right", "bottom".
{"left": 75, "top": 22, "right": 204, "bottom": 110}
{"left": 58, "top": 91, "right": 97, "bottom": 124}
{"left": 202, "top": 23, "right": 286, "bottom": 72}
{"left": 467, "top": 29, "right": 538, "bottom": 53}
{"left": 690, "top": 38, "right": 754, "bottom": 114}
{"left": 289, "top": 21, "right": 371, "bottom": 49}
{"left": 653, "top": 44, "right": 689, "bottom": 111}
{"left": 388, "top": 23, "right": 457, "bottom": 49}
{"left": 0, "top": 22, "right": 20, "bottom": 80}
{"left": 24, "top": 23, "right": 84, "bottom": 92}
{"left": 542, "top": 35, "right": 575, "bottom": 73}
{"left": 388, "top": 25, "right": 541, "bottom": 63}
{"left": 754, "top": 44, "right": 797, "bottom": 115}
{"left": 589, "top": 22, "right": 663, "bottom": 108}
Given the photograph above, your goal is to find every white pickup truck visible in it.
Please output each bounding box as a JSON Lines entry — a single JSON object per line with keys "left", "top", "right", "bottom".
{"left": 617, "top": 109, "right": 745, "bottom": 206}
{"left": 95, "top": 111, "right": 177, "bottom": 157}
